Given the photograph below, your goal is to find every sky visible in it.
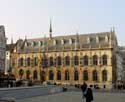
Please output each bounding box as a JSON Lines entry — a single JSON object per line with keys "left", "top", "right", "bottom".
{"left": 0, "top": 0, "right": 125, "bottom": 46}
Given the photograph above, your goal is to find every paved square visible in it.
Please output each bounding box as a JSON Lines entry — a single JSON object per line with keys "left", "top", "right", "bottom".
{"left": 17, "top": 91, "right": 125, "bottom": 102}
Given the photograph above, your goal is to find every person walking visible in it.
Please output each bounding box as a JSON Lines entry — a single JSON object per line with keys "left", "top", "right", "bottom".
{"left": 81, "top": 82, "right": 87, "bottom": 101}
{"left": 85, "top": 85, "right": 93, "bottom": 102}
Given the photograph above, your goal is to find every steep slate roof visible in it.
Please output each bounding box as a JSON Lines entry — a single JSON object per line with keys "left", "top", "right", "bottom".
{"left": 16, "top": 31, "right": 115, "bottom": 52}
{"left": 6, "top": 44, "right": 16, "bottom": 52}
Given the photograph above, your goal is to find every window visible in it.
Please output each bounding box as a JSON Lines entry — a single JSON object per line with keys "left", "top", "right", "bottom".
{"left": 49, "top": 70, "right": 54, "bottom": 80}
{"left": 83, "top": 70, "right": 88, "bottom": 81}
{"left": 69, "top": 38, "right": 72, "bottom": 44}
{"left": 40, "top": 71, "right": 46, "bottom": 81}
{"left": 65, "top": 56, "right": 70, "bottom": 66}
{"left": 65, "top": 70, "right": 69, "bottom": 80}
{"left": 102, "top": 55, "right": 107, "bottom": 65}
{"left": 93, "top": 55, "right": 98, "bottom": 65}
{"left": 53, "top": 40, "right": 57, "bottom": 45}
{"left": 33, "top": 70, "right": 37, "bottom": 80}
{"left": 26, "top": 70, "right": 30, "bottom": 80}
{"left": 39, "top": 41, "right": 43, "bottom": 46}
{"left": 74, "top": 70, "right": 79, "bottom": 80}
{"left": 84, "top": 55, "right": 89, "bottom": 65}
{"left": 20, "top": 58, "right": 24, "bottom": 66}
{"left": 61, "top": 39, "right": 64, "bottom": 45}
{"left": 57, "top": 56, "right": 62, "bottom": 66}
{"left": 96, "top": 36, "right": 99, "bottom": 43}
{"left": 27, "top": 57, "right": 31, "bottom": 66}
{"left": 74, "top": 55, "right": 79, "bottom": 65}
{"left": 105, "top": 35, "right": 108, "bottom": 42}
{"left": 102, "top": 70, "right": 107, "bottom": 81}
{"left": 42, "top": 55, "right": 48, "bottom": 67}
{"left": 32, "top": 57, "right": 38, "bottom": 66}
{"left": 57, "top": 70, "right": 61, "bottom": 80}
{"left": 34, "top": 57, "right": 38, "bottom": 66}
{"left": 49, "top": 57, "right": 54, "bottom": 66}
{"left": 93, "top": 70, "right": 98, "bottom": 81}
{"left": 87, "top": 37, "right": 90, "bottom": 44}
{"left": 19, "top": 69, "right": 24, "bottom": 79}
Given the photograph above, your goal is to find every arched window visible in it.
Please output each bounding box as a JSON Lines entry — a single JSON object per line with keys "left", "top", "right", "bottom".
{"left": 19, "top": 69, "right": 24, "bottom": 79}
{"left": 34, "top": 57, "right": 38, "bottom": 66}
{"left": 27, "top": 57, "right": 31, "bottom": 66}
{"left": 65, "top": 56, "right": 70, "bottom": 66}
{"left": 87, "top": 37, "right": 90, "bottom": 44}
{"left": 93, "top": 70, "right": 98, "bottom": 81}
{"left": 105, "top": 35, "right": 108, "bottom": 42}
{"left": 65, "top": 70, "right": 69, "bottom": 80}
{"left": 74, "top": 70, "right": 79, "bottom": 80}
{"left": 83, "top": 70, "right": 88, "bottom": 81}
{"left": 93, "top": 55, "right": 98, "bottom": 65}
{"left": 69, "top": 38, "right": 72, "bottom": 44}
{"left": 33, "top": 70, "right": 37, "bottom": 80}
{"left": 57, "top": 70, "right": 61, "bottom": 80}
{"left": 96, "top": 36, "right": 99, "bottom": 43}
{"left": 32, "top": 57, "right": 38, "bottom": 66}
{"left": 53, "top": 40, "right": 57, "bottom": 45}
{"left": 102, "top": 70, "right": 107, "bottom": 81}
{"left": 74, "top": 55, "right": 79, "bottom": 65}
{"left": 20, "top": 58, "right": 24, "bottom": 66}
{"left": 61, "top": 39, "right": 64, "bottom": 45}
{"left": 80, "top": 56, "right": 83, "bottom": 65}
{"left": 57, "top": 56, "right": 62, "bottom": 66}
{"left": 39, "top": 41, "right": 43, "bottom": 46}
{"left": 42, "top": 55, "right": 48, "bottom": 67}
{"left": 26, "top": 70, "right": 30, "bottom": 80}
{"left": 102, "top": 55, "right": 107, "bottom": 65}
{"left": 84, "top": 55, "right": 88, "bottom": 66}
{"left": 40, "top": 71, "right": 46, "bottom": 81}
{"left": 49, "top": 70, "right": 54, "bottom": 80}
{"left": 18, "top": 58, "right": 21, "bottom": 67}
{"left": 49, "top": 57, "right": 54, "bottom": 66}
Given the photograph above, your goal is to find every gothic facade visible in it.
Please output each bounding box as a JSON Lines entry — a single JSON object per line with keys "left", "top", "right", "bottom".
{"left": 10, "top": 29, "right": 118, "bottom": 89}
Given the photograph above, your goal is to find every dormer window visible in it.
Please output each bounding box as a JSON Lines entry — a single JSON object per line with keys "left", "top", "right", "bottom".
{"left": 24, "top": 42, "right": 28, "bottom": 47}
{"left": 61, "top": 39, "right": 64, "bottom": 45}
{"left": 39, "top": 41, "right": 43, "bottom": 46}
{"left": 69, "top": 38, "right": 72, "bottom": 44}
{"left": 53, "top": 40, "right": 57, "bottom": 45}
{"left": 31, "top": 41, "right": 34, "bottom": 46}
{"left": 96, "top": 36, "right": 99, "bottom": 43}
{"left": 87, "top": 37, "right": 90, "bottom": 44}
{"left": 105, "top": 35, "right": 108, "bottom": 42}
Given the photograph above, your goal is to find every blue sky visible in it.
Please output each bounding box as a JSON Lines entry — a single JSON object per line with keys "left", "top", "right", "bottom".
{"left": 0, "top": 0, "right": 125, "bottom": 45}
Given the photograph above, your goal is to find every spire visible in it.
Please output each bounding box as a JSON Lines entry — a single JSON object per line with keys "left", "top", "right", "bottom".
{"left": 49, "top": 19, "right": 52, "bottom": 39}
{"left": 11, "top": 37, "right": 13, "bottom": 44}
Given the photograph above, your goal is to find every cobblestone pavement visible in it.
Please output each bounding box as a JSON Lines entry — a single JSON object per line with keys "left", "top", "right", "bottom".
{"left": 17, "top": 91, "right": 125, "bottom": 102}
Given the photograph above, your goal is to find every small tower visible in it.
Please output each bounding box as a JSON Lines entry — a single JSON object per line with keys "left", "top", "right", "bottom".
{"left": 49, "top": 19, "right": 52, "bottom": 39}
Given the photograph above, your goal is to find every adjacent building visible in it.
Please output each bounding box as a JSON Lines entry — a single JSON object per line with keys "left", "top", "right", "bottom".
{"left": 119, "top": 46, "right": 125, "bottom": 82}
{"left": 0, "top": 26, "right": 6, "bottom": 73}
{"left": 115, "top": 48, "right": 123, "bottom": 82}
{"left": 5, "top": 42, "right": 15, "bottom": 75}
{"left": 9, "top": 26, "right": 118, "bottom": 89}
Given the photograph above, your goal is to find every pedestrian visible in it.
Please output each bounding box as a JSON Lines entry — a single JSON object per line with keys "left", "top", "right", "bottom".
{"left": 81, "top": 82, "right": 87, "bottom": 101}
{"left": 85, "top": 85, "right": 93, "bottom": 102}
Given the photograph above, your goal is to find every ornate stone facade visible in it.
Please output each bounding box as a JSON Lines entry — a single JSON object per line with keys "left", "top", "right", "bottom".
{"left": 10, "top": 30, "right": 118, "bottom": 89}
